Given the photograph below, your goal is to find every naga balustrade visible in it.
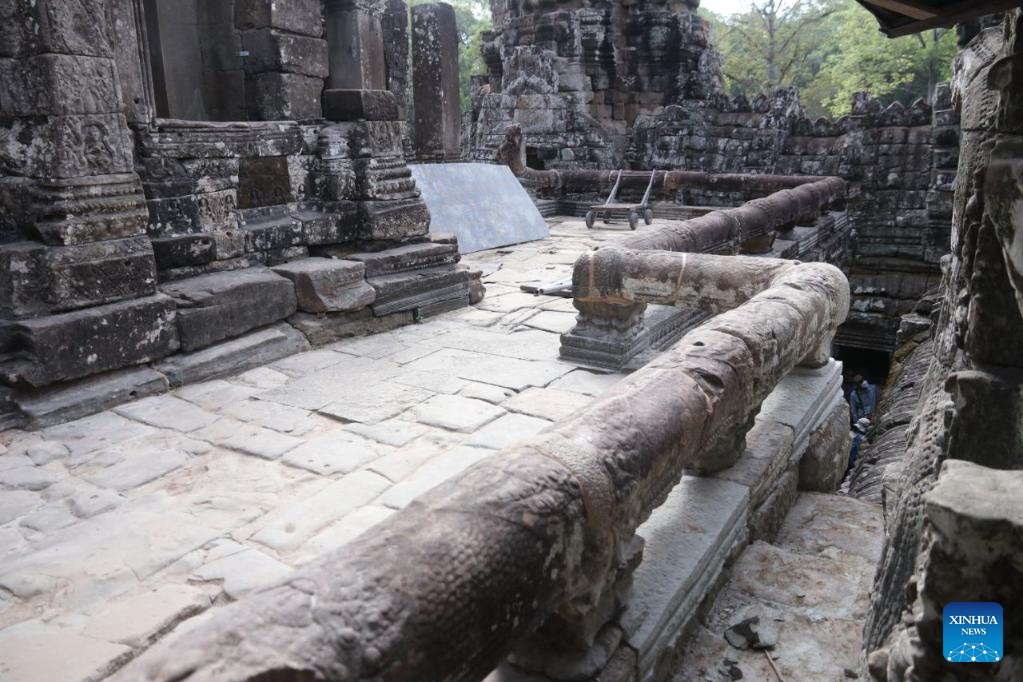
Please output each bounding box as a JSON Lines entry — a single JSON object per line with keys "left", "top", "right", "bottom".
{"left": 115, "top": 253, "right": 849, "bottom": 682}
{"left": 559, "top": 175, "right": 848, "bottom": 368}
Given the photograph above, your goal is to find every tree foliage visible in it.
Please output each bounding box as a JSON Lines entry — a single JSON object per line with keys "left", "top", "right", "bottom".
{"left": 702, "top": 0, "right": 958, "bottom": 117}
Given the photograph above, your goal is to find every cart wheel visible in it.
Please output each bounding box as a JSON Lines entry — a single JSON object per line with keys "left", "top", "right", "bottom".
{"left": 628, "top": 211, "right": 639, "bottom": 231}
{"left": 585, "top": 211, "right": 595, "bottom": 229}
{"left": 644, "top": 208, "right": 653, "bottom": 225}
{"left": 602, "top": 211, "right": 611, "bottom": 225}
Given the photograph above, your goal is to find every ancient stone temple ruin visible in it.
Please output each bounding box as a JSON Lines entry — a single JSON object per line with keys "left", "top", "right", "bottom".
{"left": 0, "top": 0, "right": 1021, "bottom": 681}
{"left": 0, "top": 0, "right": 482, "bottom": 429}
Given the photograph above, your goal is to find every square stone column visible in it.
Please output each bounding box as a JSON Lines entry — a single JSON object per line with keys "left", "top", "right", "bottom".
{"left": 412, "top": 3, "right": 462, "bottom": 161}
{"left": 325, "top": 0, "right": 387, "bottom": 91}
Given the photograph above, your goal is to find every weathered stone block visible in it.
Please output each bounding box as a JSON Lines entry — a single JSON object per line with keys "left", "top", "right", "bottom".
{"left": 0, "top": 294, "right": 179, "bottom": 388}
{"left": 241, "top": 30, "right": 328, "bottom": 78}
{"left": 235, "top": 0, "right": 325, "bottom": 37}
{"left": 0, "top": 55, "right": 122, "bottom": 116}
{"left": 240, "top": 213, "right": 304, "bottom": 252}
{"left": 31, "top": 173, "right": 148, "bottom": 245}
{"left": 0, "top": 242, "right": 49, "bottom": 319}
{"left": 799, "top": 401, "right": 852, "bottom": 492}
{"left": 369, "top": 267, "right": 470, "bottom": 315}
{"left": 288, "top": 308, "right": 415, "bottom": 345}
{"left": 238, "top": 157, "right": 293, "bottom": 209}
{"left": 46, "top": 236, "right": 157, "bottom": 313}
{"left": 295, "top": 204, "right": 361, "bottom": 245}
{"left": 4, "top": 115, "right": 136, "bottom": 180}
{"left": 159, "top": 268, "right": 297, "bottom": 351}
{"left": 360, "top": 198, "right": 430, "bottom": 240}
{"left": 246, "top": 73, "right": 323, "bottom": 121}
{"left": 345, "top": 241, "right": 459, "bottom": 275}
{"left": 152, "top": 235, "right": 217, "bottom": 270}
{"left": 15, "top": 367, "right": 169, "bottom": 429}
{"left": 146, "top": 190, "right": 238, "bottom": 238}
{"left": 155, "top": 323, "right": 310, "bottom": 387}
{"left": 271, "top": 257, "right": 375, "bottom": 313}
{"left": 323, "top": 89, "right": 400, "bottom": 122}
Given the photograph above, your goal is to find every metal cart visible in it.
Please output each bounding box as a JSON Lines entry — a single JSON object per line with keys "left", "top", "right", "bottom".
{"left": 585, "top": 170, "right": 658, "bottom": 230}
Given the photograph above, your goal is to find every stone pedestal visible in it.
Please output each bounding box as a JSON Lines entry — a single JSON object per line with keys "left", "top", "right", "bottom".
{"left": 412, "top": 3, "right": 462, "bottom": 161}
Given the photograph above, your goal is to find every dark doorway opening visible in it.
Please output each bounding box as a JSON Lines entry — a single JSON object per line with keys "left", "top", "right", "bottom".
{"left": 525, "top": 146, "right": 554, "bottom": 171}
{"left": 835, "top": 346, "right": 892, "bottom": 387}
{"left": 835, "top": 345, "right": 892, "bottom": 419}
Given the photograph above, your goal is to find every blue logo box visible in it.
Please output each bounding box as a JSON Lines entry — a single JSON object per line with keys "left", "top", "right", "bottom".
{"left": 943, "top": 602, "right": 1003, "bottom": 663}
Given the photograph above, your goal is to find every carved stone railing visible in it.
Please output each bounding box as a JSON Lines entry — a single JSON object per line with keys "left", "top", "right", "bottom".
{"left": 560, "top": 176, "right": 847, "bottom": 368}
{"left": 114, "top": 252, "right": 848, "bottom": 682}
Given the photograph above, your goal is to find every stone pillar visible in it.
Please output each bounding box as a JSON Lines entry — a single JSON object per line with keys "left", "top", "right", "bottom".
{"left": 325, "top": 0, "right": 387, "bottom": 91}
{"left": 412, "top": 3, "right": 462, "bottom": 161}
{"left": 236, "top": 0, "right": 328, "bottom": 121}
{"left": 382, "top": 0, "right": 410, "bottom": 113}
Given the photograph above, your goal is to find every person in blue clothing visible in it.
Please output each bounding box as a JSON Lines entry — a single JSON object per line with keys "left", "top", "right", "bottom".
{"left": 849, "top": 374, "right": 878, "bottom": 424}
{"left": 848, "top": 417, "right": 870, "bottom": 473}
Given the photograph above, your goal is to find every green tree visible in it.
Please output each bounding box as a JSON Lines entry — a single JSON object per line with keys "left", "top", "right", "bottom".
{"left": 815, "top": 4, "right": 956, "bottom": 115}
{"left": 703, "top": 0, "right": 957, "bottom": 118}
{"left": 704, "top": 0, "right": 840, "bottom": 114}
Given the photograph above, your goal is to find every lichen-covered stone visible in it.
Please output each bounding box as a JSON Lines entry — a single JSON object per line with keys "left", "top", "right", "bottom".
{"left": 271, "top": 257, "right": 375, "bottom": 313}
{"left": 0, "top": 294, "right": 179, "bottom": 388}
{"left": 159, "top": 268, "right": 297, "bottom": 351}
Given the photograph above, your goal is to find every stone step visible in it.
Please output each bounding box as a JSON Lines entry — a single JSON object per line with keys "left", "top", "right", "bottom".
{"left": 159, "top": 268, "right": 297, "bottom": 352}
{"left": 271, "top": 257, "right": 374, "bottom": 313}
{"left": 321, "top": 240, "right": 460, "bottom": 276}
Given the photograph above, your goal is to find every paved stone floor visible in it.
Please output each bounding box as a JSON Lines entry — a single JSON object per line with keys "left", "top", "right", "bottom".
{"left": 675, "top": 492, "right": 883, "bottom": 682}
{"left": 0, "top": 218, "right": 646, "bottom": 680}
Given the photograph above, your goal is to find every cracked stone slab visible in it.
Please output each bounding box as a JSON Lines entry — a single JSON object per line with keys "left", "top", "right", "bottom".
{"left": 251, "top": 470, "right": 391, "bottom": 552}
{"left": 346, "top": 419, "right": 431, "bottom": 447}
{"left": 412, "top": 395, "right": 506, "bottom": 432}
{"left": 317, "top": 381, "right": 435, "bottom": 424}
{"left": 502, "top": 387, "right": 592, "bottom": 421}
{"left": 547, "top": 369, "right": 622, "bottom": 396}
{"left": 403, "top": 348, "right": 573, "bottom": 391}
{"left": 114, "top": 395, "right": 220, "bottom": 433}
{"left": 82, "top": 584, "right": 211, "bottom": 648}
{"left": 281, "top": 432, "right": 390, "bottom": 476}
{"left": 377, "top": 446, "right": 493, "bottom": 509}
{"left": 0, "top": 490, "right": 42, "bottom": 524}
{"left": 173, "top": 380, "right": 261, "bottom": 411}
{"left": 41, "top": 412, "right": 157, "bottom": 461}
{"left": 0, "top": 620, "right": 132, "bottom": 682}
{"left": 465, "top": 413, "right": 551, "bottom": 449}
{"left": 192, "top": 548, "right": 292, "bottom": 600}
{"left": 194, "top": 418, "right": 303, "bottom": 460}
{"left": 259, "top": 356, "right": 402, "bottom": 410}
{"left": 299, "top": 505, "right": 396, "bottom": 561}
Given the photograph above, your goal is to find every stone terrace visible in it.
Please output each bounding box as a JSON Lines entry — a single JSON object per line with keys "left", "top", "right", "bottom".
{"left": 0, "top": 218, "right": 644, "bottom": 680}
